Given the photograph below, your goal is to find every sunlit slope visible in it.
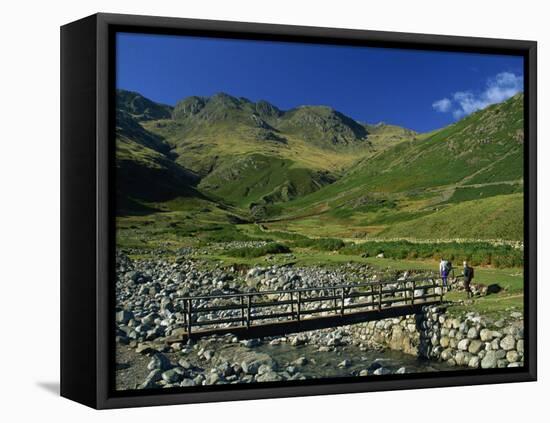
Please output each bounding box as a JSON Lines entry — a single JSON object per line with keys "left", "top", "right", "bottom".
{"left": 378, "top": 193, "right": 524, "bottom": 241}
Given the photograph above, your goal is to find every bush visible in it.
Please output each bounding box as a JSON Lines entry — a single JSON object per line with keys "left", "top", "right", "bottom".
{"left": 293, "top": 237, "right": 346, "bottom": 251}
{"left": 340, "top": 241, "right": 523, "bottom": 268}
{"left": 224, "top": 242, "right": 291, "bottom": 258}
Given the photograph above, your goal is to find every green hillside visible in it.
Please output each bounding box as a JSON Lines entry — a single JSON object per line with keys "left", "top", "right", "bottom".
{"left": 137, "top": 92, "right": 383, "bottom": 208}
{"left": 115, "top": 89, "right": 524, "bottom": 241}
{"left": 378, "top": 193, "right": 524, "bottom": 241}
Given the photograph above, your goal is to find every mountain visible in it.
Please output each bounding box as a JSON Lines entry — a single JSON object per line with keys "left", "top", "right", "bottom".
{"left": 132, "top": 91, "right": 385, "bottom": 210}
{"left": 115, "top": 92, "right": 201, "bottom": 214}
{"left": 115, "top": 88, "right": 523, "bottom": 240}
{"left": 363, "top": 122, "right": 418, "bottom": 152}
{"left": 265, "top": 93, "right": 524, "bottom": 240}
{"left": 116, "top": 89, "right": 173, "bottom": 121}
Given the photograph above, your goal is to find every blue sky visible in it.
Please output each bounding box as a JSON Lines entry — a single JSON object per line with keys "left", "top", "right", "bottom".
{"left": 116, "top": 33, "right": 524, "bottom": 132}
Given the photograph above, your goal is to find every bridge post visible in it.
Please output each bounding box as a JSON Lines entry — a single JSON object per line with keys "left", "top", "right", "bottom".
{"left": 187, "top": 298, "right": 192, "bottom": 337}
{"left": 440, "top": 280, "right": 444, "bottom": 302}
{"left": 411, "top": 280, "right": 416, "bottom": 305}
{"left": 240, "top": 296, "right": 245, "bottom": 326}
{"left": 340, "top": 288, "right": 345, "bottom": 316}
{"left": 290, "top": 291, "right": 295, "bottom": 320}
{"left": 297, "top": 290, "right": 301, "bottom": 321}
{"left": 378, "top": 284, "right": 382, "bottom": 311}
{"left": 333, "top": 288, "right": 338, "bottom": 313}
{"left": 246, "top": 295, "right": 251, "bottom": 329}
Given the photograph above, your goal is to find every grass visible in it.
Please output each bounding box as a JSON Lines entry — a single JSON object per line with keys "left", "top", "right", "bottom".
{"left": 224, "top": 242, "right": 291, "bottom": 258}
{"left": 378, "top": 193, "right": 524, "bottom": 241}
{"left": 443, "top": 183, "right": 522, "bottom": 204}
{"left": 292, "top": 237, "right": 346, "bottom": 251}
{"left": 340, "top": 239, "right": 523, "bottom": 267}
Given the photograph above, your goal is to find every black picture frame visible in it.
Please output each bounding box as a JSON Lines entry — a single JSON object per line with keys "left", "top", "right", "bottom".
{"left": 61, "top": 12, "right": 537, "bottom": 409}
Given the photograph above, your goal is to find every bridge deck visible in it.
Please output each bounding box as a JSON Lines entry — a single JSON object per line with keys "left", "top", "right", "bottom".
{"left": 168, "top": 302, "right": 440, "bottom": 342}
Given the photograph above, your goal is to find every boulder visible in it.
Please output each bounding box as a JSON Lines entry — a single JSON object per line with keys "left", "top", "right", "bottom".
{"left": 147, "top": 353, "right": 171, "bottom": 371}
{"left": 457, "top": 339, "right": 470, "bottom": 351}
{"left": 116, "top": 310, "right": 134, "bottom": 325}
{"left": 500, "top": 335, "right": 516, "bottom": 351}
{"left": 468, "top": 340, "right": 483, "bottom": 355}
{"left": 481, "top": 350, "right": 498, "bottom": 369}
{"left": 479, "top": 328, "right": 493, "bottom": 342}
{"left": 256, "top": 371, "right": 283, "bottom": 382}
{"left": 467, "top": 327, "right": 479, "bottom": 339}
{"left": 240, "top": 352, "right": 277, "bottom": 375}
{"left": 373, "top": 367, "right": 391, "bottom": 375}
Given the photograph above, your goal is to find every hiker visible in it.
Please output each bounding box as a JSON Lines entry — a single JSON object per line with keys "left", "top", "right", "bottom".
{"left": 462, "top": 261, "right": 475, "bottom": 298}
{"left": 439, "top": 258, "right": 453, "bottom": 290}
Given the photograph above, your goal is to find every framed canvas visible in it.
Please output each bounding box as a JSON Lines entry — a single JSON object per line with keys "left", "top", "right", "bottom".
{"left": 60, "top": 13, "right": 537, "bottom": 409}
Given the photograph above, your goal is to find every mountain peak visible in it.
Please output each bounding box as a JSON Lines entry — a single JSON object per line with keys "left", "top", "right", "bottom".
{"left": 116, "top": 89, "right": 172, "bottom": 121}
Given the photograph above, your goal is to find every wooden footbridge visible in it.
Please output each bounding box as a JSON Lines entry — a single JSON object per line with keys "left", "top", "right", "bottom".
{"left": 174, "top": 276, "right": 443, "bottom": 341}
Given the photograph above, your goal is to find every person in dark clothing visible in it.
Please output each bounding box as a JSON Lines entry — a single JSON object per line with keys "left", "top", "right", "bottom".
{"left": 462, "top": 261, "right": 474, "bottom": 298}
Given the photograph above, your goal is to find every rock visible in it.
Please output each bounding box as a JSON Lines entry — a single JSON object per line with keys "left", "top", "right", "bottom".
{"left": 256, "top": 371, "right": 283, "bottom": 382}
{"left": 506, "top": 350, "right": 520, "bottom": 363}
{"left": 338, "top": 359, "right": 351, "bottom": 368}
{"left": 481, "top": 350, "right": 498, "bottom": 369}
{"left": 468, "top": 356, "right": 480, "bottom": 368}
{"left": 138, "top": 369, "right": 162, "bottom": 389}
{"left": 457, "top": 339, "right": 470, "bottom": 351}
{"left": 162, "top": 368, "right": 183, "bottom": 383}
{"left": 178, "top": 359, "right": 192, "bottom": 370}
{"left": 147, "top": 353, "right": 171, "bottom": 371}
{"left": 204, "top": 373, "right": 222, "bottom": 385}
{"left": 480, "top": 328, "right": 493, "bottom": 342}
{"left": 455, "top": 351, "right": 466, "bottom": 366}
{"left": 291, "top": 335, "right": 308, "bottom": 346}
{"left": 500, "top": 335, "right": 516, "bottom": 351}
{"left": 376, "top": 253, "right": 385, "bottom": 259}
{"left": 292, "top": 356, "right": 308, "bottom": 366}
{"left": 467, "top": 327, "right": 479, "bottom": 339}
{"left": 396, "top": 367, "right": 408, "bottom": 374}
{"left": 359, "top": 369, "right": 369, "bottom": 376}
{"left": 240, "top": 338, "right": 261, "bottom": 348}
{"left": 440, "top": 336, "right": 450, "bottom": 348}
{"left": 373, "top": 367, "right": 391, "bottom": 375}
{"left": 495, "top": 349, "right": 507, "bottom": 359}
{"left": 468, "top": 340, "right": 483, "bottom": 354}
{"left": 241, "top": 352, "right": 277, "bottom": 375}
{"left": 202, "top": 350, "right": 214, "bottom": 361}
{"left": 485, "top": 284, "right": 502, "bottom": 295}
{"left": 497, "top": 359, "right": 508, "bottom": 368}
{"left": 367, "top": 362, "right": 382, "bottom": 372}
{"left": 135, "top": 343, "right": 157, "bottom": 355}
{"left": 517, "top": 339, "right": 524, "bottom": 353}
{"left": 180, "top": 378, "right": 196, "bottom": 387}
{"left": 116, "top": 310, "right": 134, "bottom": 325}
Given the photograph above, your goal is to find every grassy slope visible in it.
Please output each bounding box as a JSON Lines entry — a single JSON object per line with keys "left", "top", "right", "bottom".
{"left": 378, "top": 193, "right": 524, "bottom": 241}
{"left": 260, "top": 94, "right": 524, "bottom": 241}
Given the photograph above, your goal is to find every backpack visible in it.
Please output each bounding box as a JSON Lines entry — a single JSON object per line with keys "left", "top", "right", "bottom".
{"left": 444, "top": 261, "right": 453, "bottom": 273}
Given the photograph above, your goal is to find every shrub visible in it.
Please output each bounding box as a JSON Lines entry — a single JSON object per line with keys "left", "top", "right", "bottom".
{"left": 293, "top": 237, "right": 346, "bottom": 251}
{"left": 225, "top": 242, "right": 291, "bottom": 258}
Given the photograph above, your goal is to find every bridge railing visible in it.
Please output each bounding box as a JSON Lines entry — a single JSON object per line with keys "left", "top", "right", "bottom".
{"left": 177, "top": 276, "right": 443, "bottom": 336}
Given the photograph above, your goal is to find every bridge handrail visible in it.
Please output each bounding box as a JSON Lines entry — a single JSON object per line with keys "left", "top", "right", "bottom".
{"left": 176, "top": 274, "right": 437, "bottom": 301}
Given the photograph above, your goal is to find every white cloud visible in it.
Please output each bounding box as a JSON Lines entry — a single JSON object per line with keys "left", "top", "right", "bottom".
{"left": 432, "top": 98, "right": 452, "bottom": 112}
{"left": 433, "top": 71, "right": 523, "bottom": 120}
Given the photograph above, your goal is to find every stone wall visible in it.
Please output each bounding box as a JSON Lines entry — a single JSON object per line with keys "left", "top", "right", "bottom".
{"left": 346, "top": 305, "right": 525, "bottom": 369}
